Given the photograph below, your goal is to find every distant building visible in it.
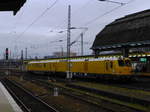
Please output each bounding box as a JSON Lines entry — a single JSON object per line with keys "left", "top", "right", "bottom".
{"left": 53, "top": 52, "right": 77, "bottom": 57}
{"left": 44, "top": 55, "right": 56, "bottom": 59}
{"left": 44, "top": 52, "right": 77, "bottom": 59}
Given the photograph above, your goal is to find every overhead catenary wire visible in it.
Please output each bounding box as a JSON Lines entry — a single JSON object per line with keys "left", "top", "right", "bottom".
{"left": 53, "top": 0, "right": 92, "bottom": 29}
{"left": 12, "top": 30, "right": 67, "bottom": 53}
{"left": 98, "top": 0, "right": 126, "bottom": 5}
{"left": 30, "top": 38, "right": 67, "bottom": 49}
{"left": 12, "top": 0, "right": 60, "bottom": 53}
{"left": 52, "top": 0, "right": 135, "bottom": 47}
{"left": 83, "top": 0, "right": 136, "bottom": 26}
{"left": 73, "top": 0, "right": 92, "bottom": 14}
{"left": 14, "top": 0, "right": 59, "bottom": 41}
{"left": 12, "top": 0, "right": 137, "bottom": 57}
{"left": 70, "top": 29, "right": 88, "bottom": 46}
{"left": 8, "top": 4, "right": 25, "bottom": 39}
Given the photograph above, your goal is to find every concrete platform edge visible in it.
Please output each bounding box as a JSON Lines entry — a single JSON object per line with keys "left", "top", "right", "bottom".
{"left": 0, "top": 82, "right": 23, "bottom": 112}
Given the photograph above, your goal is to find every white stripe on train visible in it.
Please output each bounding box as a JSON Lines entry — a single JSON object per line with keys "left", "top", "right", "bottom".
{"left": 28, "top": 57, "right": 122, "bottom": 64}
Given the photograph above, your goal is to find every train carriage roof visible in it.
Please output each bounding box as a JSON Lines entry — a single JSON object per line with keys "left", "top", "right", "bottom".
{"left": 24, "top": 52, "right": 150, "bottom": 62}
{"left": 92, "top": 9, "right": 150, "bottom": 51}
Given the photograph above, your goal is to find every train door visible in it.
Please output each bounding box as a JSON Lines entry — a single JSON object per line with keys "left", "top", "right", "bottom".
{"left": 49, "top": 63, "right": 52, "bottom": 72}
{"left": 106, "top": 61, "right": 113, "bottom": 74}
{"left": 84, "top": 59, "right": 88, "bottom": 73}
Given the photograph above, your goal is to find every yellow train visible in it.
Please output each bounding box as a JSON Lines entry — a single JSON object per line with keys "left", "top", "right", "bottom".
{"left": 25, "top": 56, "right": 133, "bottom": 78}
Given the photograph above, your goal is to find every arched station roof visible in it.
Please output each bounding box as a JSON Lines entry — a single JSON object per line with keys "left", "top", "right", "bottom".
{"left": 92, "top": 9, "right": 150, "bottom": 51}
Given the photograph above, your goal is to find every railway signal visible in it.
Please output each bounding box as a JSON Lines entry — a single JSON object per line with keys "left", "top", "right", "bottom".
{"left": 6, "top": 48, "right": 9, "bottom": 60}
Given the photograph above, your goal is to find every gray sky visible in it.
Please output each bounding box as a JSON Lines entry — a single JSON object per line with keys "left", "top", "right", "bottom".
{"left": 0, "top": 0, "right": 149, "bottom": 59}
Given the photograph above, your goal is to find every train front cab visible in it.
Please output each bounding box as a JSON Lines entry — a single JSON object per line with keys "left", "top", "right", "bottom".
{"left": 114, "top": 58, "right": 133, "bottom": 76}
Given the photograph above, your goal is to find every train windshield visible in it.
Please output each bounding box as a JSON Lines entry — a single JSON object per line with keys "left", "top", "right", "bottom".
{"left": 118, "top": 60, "right": 125, "bottom": 66}
{"left": 125, "top": 60, "right": 131, "bottom": 66}
{"left": 118, "top": 60, "right": 131, "bottom": 67}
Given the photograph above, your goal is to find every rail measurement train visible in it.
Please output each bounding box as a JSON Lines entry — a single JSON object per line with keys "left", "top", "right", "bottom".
{"left": 25, "top": 56, "right": 133, "bottom": 78}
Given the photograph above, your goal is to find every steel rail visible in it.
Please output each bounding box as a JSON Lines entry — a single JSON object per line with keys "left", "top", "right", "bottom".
{"left": 2, "top": 79, "right": 59, "bottom": 112}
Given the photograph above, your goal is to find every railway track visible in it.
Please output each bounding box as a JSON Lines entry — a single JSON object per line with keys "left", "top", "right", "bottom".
{"left": 66, "top": 83, "right": 150, "bottom": 106}
{"left": 1, "top": 78, "right": 59, "bottom": 112}
{"left": 24, "top": 73, "right": 150, "bottom": 92}
{"left": 6, "top": 76, "right": 112, "bottom": 112}
{"left": 56, "top": 76, "right": 150, "bottom": 92}
{"left": 26, "top": 78, "right": 146, "bottom": 112}
{"left": 82, "top": 77, "right": 150, "bottom": 92}
{"left": 18, "top": 74, "right": 150, "bottom": 109}
{"left": 99, "top": 82, "right": 150, "bottom": 92}
{"left": 7, "top": 74, "right": 150, "bottom": 112}
{"left": 31, "top": 80, "right": 115, "bottom": 112}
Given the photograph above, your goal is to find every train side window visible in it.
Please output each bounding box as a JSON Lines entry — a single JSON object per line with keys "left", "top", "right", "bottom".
{"left": 43, "top": 63, "right": 46, "bottom": 68}
{"left": 118, "top": 60, "right": 124, "bottom": 66}
{"left": 106, "top": 62, "right": 108, "bottom": 70}
{"left": 110, "top": 62, "right": 113, "bottom": 68}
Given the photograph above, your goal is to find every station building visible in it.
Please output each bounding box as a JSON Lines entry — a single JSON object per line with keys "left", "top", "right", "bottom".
{"left": 92, "top": 9, "right": 150, "bottom": 73}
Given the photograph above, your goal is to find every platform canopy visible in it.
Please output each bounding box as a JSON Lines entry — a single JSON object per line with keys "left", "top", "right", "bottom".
{"left": 92, "top": 9, "right": 150, "bottom": 51}
{"left": 0, "top": 0, "right": 26, "bottom": 15}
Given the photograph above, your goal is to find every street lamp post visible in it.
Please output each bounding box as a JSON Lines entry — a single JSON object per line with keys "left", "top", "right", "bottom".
{"left": 58, "top": 27, "right": 88, "bottom": 56}
{"left": 25, "top": 48, "right": 27, "bottom": 59}
{"left": 67, "top": 5, "right": 71, "bottom": 80}
{"left": 70, "top": 27, "right": 88, "bottom": 56}
{"left": 81, "top": 33, "right": 84, "bottom": 56}
{"left": 52, "top": 26, "right": 88, "bottom": 56}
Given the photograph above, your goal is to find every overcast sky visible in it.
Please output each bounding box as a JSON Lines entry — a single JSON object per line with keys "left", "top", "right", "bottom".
{"left": 0, "top": 0, "right": 149, "bottom": 59}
